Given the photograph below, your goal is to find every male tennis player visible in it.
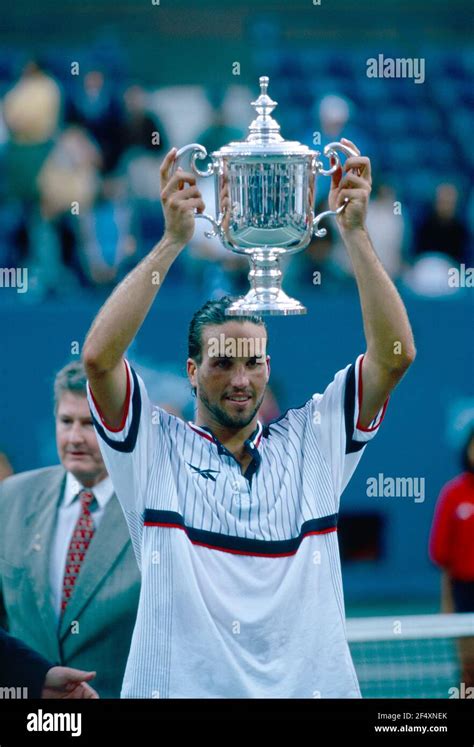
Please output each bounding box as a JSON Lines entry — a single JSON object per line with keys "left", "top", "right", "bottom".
{"left": 83, "top": 138, "right": 416, "bottom": 698}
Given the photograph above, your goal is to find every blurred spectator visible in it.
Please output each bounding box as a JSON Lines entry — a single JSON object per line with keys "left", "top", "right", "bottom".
{"left": 414, "top": 183, "right": 468, "bottom": 265}
{"left": 195, "top": 86, "right": 244, "bottom": 155}
{"left": 34, "top": 125, "right": 102, "bottom": 292}
{"left": 119, "top": 84, "right": 167, "bottom": 154}
{"left": 299, "top": 94, "right": 373, "bottom": 286}
{"left": 365, "top": 182, "right": 406, "bottom": 279}
{"left": 1, "top": 58, "right": 62, "bottom": 271}
{"left": 67, "top": 68, "right": 125, "bottom": 174}
{"left": 303, "top": 94, "right": 371, "bottom": 178}
{"left": 403, "top": 253, "right": 460, "bottom": 298}
{"left": 115, "top": 85, "right": 169, "bottom": 257}
{"left": 39, "top": 126, "right": 101, "bottom": 218}
{"left": 3, "top": 58, "right": 61, "bottom": 146}
{"left": 77, "top": 176, "right": 136, "bottom": 286}
{"left": 429, "top": 427, "right": 474, "bottom": 686}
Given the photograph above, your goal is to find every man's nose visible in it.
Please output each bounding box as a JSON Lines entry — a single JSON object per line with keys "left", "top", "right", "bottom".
{"left": 69, "top": 422, "right": 86, "bottom": 442}
{"left": 230, "top": 365, "right": 250, "bottom": 389}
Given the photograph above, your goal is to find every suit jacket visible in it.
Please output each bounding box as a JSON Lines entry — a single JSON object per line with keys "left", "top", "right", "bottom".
{"left": 0, "top": 627, "right": 51, "bottom": 697}
{"left": 0, "top": 465, "right": 141, "bottom": 698}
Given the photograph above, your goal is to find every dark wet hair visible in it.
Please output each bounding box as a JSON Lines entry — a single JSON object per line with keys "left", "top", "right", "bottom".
{"left": 187, "top": 295, "right": 268, "bottom": 397}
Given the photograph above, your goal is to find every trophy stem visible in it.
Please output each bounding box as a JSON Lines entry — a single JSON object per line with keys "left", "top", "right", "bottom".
{"left": 224, "top": 251, "right": 307, "bottom": 316}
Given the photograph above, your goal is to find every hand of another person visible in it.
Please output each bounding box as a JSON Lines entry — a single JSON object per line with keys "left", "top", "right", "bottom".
{"left": 41, "top": 667, "right": 99, "bottom": 699}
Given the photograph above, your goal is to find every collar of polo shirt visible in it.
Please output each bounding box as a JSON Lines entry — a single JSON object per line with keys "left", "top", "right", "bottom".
{"left": 188, "top": 421, "right": 265, "bottom": 453}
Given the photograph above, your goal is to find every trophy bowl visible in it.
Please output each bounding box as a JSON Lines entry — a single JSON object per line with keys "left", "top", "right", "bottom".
{"left": 172, "top": 76, "right": 357, "bottom": 315}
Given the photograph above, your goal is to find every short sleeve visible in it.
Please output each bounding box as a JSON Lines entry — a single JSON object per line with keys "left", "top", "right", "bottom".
{"left": 310, "top": 353, "right": 389, "bottom": 501}
{"left": 86, "top": 358, "right": 159, "bottom": 515}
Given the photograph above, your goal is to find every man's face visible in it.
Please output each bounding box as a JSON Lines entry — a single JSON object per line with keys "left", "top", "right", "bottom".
{"left": 56, "top": 392, "right": 108, "bottom": 486}
{"left": 187, "top": 321, "right": 270, "bottom": 430}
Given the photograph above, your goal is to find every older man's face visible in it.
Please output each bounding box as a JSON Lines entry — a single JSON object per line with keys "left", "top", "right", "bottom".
{"left": 56, "top": 392, "right": 108, "bottom": 487}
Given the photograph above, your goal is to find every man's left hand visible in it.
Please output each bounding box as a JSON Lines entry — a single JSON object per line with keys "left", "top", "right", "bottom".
{"left": 328, "top": 138, "right": 372, "bottom": 233}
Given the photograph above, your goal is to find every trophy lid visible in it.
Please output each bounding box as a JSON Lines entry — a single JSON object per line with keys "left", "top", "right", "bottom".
{"left": 212, "top": 76, "right": 316, "bottom": 157}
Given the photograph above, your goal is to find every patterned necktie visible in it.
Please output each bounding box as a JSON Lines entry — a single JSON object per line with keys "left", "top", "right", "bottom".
{"left": 60, "top": 489, "right": 96, "bottom": 616}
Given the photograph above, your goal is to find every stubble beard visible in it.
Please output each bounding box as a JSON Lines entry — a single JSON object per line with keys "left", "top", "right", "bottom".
{"left": 197, "top": 386, "right": 266, "bottom": 429}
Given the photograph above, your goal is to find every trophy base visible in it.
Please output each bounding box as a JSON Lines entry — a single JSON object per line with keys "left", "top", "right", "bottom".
{"left": 224, "top": 289, "right": 307, "bottom": 316}
{"left": 224, "top": 249, "right": 307, "bottom": 316}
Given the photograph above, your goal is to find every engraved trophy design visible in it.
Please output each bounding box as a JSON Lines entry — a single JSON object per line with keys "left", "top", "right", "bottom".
{"left": 173, "top": 76, "right": 356, "bottom": 315}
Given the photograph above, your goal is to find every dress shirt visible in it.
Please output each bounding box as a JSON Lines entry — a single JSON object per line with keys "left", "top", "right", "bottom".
{"left": 49, "top": 472, "right": 114, "bottom": 622}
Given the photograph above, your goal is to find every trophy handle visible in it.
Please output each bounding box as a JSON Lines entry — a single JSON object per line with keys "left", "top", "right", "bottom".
{"left": 173, "top": 143, "right": 215, "bottom": 178}
{"left": 315, "top": 141, "right": 359, "bottom": 177}
{"left": 312, "top": 199, "right": 350, "bottom": 238}
{"left": 311, "top": 141, "right": 359, "bottom": 237}
{"left": 171, "top": 143, "right": 224, "bottom": 239}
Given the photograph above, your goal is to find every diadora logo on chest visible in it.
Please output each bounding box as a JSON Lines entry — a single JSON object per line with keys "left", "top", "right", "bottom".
{"left": 186, "top": 463, "right": 221, "bottom": 481}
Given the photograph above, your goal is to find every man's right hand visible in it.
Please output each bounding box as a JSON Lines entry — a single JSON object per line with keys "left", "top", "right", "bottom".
{"left": 160, "top": 147, "right": 206, "bottom": 247}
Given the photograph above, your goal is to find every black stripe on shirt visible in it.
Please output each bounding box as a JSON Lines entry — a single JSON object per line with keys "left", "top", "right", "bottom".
{"left": 143, "top": 509, "right": 338, "bottom": 557}
{"left": 344, "top": 363, "right": 366, "bottom": 455}
{"left": 90, "top": 366, "right": 142, "bottom": 453}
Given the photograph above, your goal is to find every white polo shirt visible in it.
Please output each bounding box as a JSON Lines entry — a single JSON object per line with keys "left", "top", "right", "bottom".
{"left": 86, "top": 353, "right": 388, "bottom": 698}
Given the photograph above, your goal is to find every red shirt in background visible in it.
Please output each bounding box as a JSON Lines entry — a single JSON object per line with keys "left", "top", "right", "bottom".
{"left": 429, "top": 472, "right": 474, "bottom": 581}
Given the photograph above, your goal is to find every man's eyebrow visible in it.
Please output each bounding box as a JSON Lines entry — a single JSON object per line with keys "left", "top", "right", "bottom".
{"left": 213, "top": 355, "right": 263, "bottom": 362}
{"left": 58, "top": 413, "right": 93, "bottom": 420}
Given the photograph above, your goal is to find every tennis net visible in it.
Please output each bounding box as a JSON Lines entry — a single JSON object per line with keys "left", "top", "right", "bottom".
{"left": 346, "top": 612, "right": 474, "bottom": 698}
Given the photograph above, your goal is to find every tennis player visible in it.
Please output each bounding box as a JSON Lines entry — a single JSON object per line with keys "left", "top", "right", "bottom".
{"left": 83, "top": 139, "right": 416, "bottom": 698}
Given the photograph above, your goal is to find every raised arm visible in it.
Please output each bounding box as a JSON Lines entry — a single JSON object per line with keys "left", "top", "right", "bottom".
{"left": 328, "top": 138, "right": 416, "bottom": 429}
{"left": 82, "top": 148, "right": 205, "bottom": 428}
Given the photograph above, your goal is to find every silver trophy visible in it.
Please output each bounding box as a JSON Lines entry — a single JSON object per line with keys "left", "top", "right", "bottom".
{"left": 173, "top": 76, "right": 357, "bottom": 315}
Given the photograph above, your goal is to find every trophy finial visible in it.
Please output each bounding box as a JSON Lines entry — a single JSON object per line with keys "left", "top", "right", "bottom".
{"left": 247, "top": 75, "right": 282, "bottom": 142}
{"left": 251, "top": 74, "right": 278, "bottom": 121}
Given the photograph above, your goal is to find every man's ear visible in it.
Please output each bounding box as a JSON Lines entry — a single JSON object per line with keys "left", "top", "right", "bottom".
{"left": 266, "top": 354, "right": 271, "bottom": 380}
{"left": 187, "top": 358, "right": 197, "bottom": 389}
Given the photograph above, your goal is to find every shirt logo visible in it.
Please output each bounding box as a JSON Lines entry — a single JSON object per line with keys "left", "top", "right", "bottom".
{"left": 186, "top": 463, "right": 220, "bottom": 481}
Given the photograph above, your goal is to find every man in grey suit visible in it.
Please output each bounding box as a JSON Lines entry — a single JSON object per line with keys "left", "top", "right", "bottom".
{"left": 0, "top": 361, "right": 140, "bottom": 698}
